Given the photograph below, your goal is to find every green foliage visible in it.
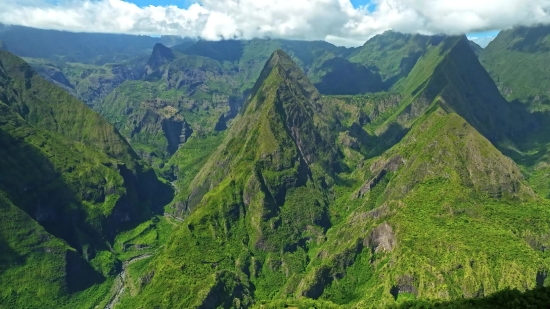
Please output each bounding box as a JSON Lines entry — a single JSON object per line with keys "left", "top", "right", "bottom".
{"left": 5, "top": 28, "right": 550, "bottom": 309}
{"left": 348, "top": 31, "right": 436, "bottom": 88}
{"left": 0, "top": 51, "right": 172, "bottom": 308}
{"left": 162, "top": 132, "right": 226, "bottom": 215}
{"left": 480, "top": 25, "right": 550, "bottom": 111}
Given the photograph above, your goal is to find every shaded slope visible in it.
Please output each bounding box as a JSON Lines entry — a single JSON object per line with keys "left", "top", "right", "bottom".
{"left": 348, "top": 31, "right": 437, "bottom": 89}
{"left": 309, "top": 56, "right": 383, "bottom": 95}
{"left": 376, "top": 36, "right": 522, "bottom": 145}
{"left": 117, "top": 49, "right": 339, "bottom": 308}
{"left": 0, "top": 52, "right": 172, "bottom": 269}
{"left": 0, "top": 192, "right": 105, "bottom": 308}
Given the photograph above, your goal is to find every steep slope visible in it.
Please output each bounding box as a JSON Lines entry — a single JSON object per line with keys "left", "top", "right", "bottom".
{"left": 98, "top": 39, "right": 351, "bottom": 165}
{"left": 116, "top": 49, "right": 340, "bottom": 308}
{"left": 144, "top": 43, "right": 176, "bottom": 76}
{"left": 284, "top": 106, "right": 547, "bottom": 308}
{"left": 372, "top": 35, "right": 524, "bottom": 146}
{"left": 348, "top": 31, "right": 436, "bottom": 89}
{"left": 112, "top": 47, "right": 550, "bottom": 309}
{"left": 0, "top": 191, "right": 110, "bottom": 308}
{"left": 480, "top": 25, "right": 550, "bottom": 110}
{"left": 0, "top": 51, "right": 173, "bottom": 306}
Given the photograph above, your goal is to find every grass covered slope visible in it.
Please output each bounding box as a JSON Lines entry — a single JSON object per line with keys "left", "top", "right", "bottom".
{"left": 290, "top": 107, "right": 548, "bottom": 308}
{"left": 117, "top": 49, "right": 339, "bottom": 308}
{"left": 348, "top": 31, "right": 436, "bottom": 89}
{"left": 0, "top": 51, "right": 173, "bottom": 307}
{"left": 114, "top": 49, "right": 550, "bottom": 308}
{"left": 480, "top": 25, "right": 550, "bottom": 110}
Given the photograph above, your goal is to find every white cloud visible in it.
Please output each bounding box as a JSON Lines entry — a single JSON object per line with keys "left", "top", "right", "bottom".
{"left": 0, "top": 0, "right": 549, "bottom": 46}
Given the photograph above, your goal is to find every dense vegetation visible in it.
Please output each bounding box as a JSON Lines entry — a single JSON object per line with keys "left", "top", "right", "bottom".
{"left": 480, "top": 25, "right": 550, "bottom": 111}
{"left": 0, "top": 50, "right": 171, "bottom": 307}
{"left": 2, "top": 25, "right": 550, "bottom": 309}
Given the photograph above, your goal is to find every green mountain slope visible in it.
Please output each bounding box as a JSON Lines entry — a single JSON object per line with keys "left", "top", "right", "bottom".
{"left": 97, "top": 39, "right": 386, "bottom": 166}
{"left": 26, "top": 57, "right": 143, "bottom": 108}
{"left": 367, "top": 35, "right": 524, "bottom": 147}
{"left": 116, "top": 49, "right": 339, "bottom": 308}
{"left": 296, "top": 106, "right": 546, "bottom": 308}
{"left": 111, "top": 48, "right": 550, "bottom": 309}
{"left": 480, "top": 25, "right": 550, "bottom": 111}
{"left": 0, "top": 51, "right": 173, "bottom": 307}
{"left": 348, "top": 31, "right": 436, "bottom": 89}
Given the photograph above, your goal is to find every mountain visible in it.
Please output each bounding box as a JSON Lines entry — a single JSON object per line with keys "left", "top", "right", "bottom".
{"left": 0, "top": 24, "right": 190, "bottom": 64}
{"left": 469, "top": 40, "right": 483, "bottom": 55}
{"left": 480, "top": 25, "right": 550, "bottom": 110}
{"left": 3, "top": 25, "right": 550, "bottom": 308}
{"left": 109, "top": 48, "right": 550, "bottom": 309}
{"left": 26, "top": 57, "right": 144, "bottom": 108}
{"left": 115, "top": 49, "right": 340, "bottom": 308}
{"left": 0, "top": 39, "right": 6, "bottom": 51}
{"left": 96, "top": 38, "right": 391, "bottom": 166}
{"left": 347, "top": 31, "right": 436, "bottom": 89}
{"left": 0, "top": 51, "right": 172, "bottom": 307}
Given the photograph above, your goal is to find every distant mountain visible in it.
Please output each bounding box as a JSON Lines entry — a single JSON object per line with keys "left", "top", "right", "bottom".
{"left": 97, "top": 39, "right": 369, "bottom": 165}
{"left": 347, "top": 31, "right": 437, "bottom": 89}
{"left": 0, "top": 24, "right": 191, "bottom": 64}
{"left": 0, "top": 39, "right": 6, "bottom": 51}
{"left": 469, "top": 40, "right": 483, "bottom": 55}
{"left": 0, "top": 51, "right": 172, "bottom": 306}
{"left": 480, "top": 25, "right": 550, "bottom": 110}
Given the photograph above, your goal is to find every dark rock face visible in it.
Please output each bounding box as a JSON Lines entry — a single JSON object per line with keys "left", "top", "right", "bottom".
{"left": 145, "top": 43, "right": 175, "bottom": 75}
{"left": 356, "top": 155, "right": 404, "bottom": 198}
{"left": 390, "top": 275, "right": 418, "bottom": 300}
{"left": 365, "top": 222, "right": 396, "bottom": 253}
{"left": 162, "top": 117, "right": 193, "bottom": 154}
{"left": 214, "top": 114, "right": 227, "bottom": 131}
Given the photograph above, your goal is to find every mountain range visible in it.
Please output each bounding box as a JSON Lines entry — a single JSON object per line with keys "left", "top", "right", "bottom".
{"left": 2, "top": 24, "right": 550, "bottom": 309}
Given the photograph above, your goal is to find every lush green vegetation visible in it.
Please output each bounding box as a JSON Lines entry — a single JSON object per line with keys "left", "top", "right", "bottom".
{"left": 480, "top": 25, "right": 550, "bottom": 111}
{"left": 3, "top": 26, "right": 550, "bottom": 309}
{"left": 112, "top": 47, "right": 550, "bottom": 309}
{"left": 0, "top": 51, "right": 172, "bottom": 307}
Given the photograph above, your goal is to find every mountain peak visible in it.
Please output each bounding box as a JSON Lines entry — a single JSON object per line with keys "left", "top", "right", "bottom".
{"left": 263, "top": 49, "right": 305, "bottom": 79}
{"left": 187, "top": 50, "right": 335, "bottom": 210}
{"left": 146, "top": 43, "right": 175, "bottom": 72}
{"left": 244, "top": 49, "right": 320, "bottom": 113}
